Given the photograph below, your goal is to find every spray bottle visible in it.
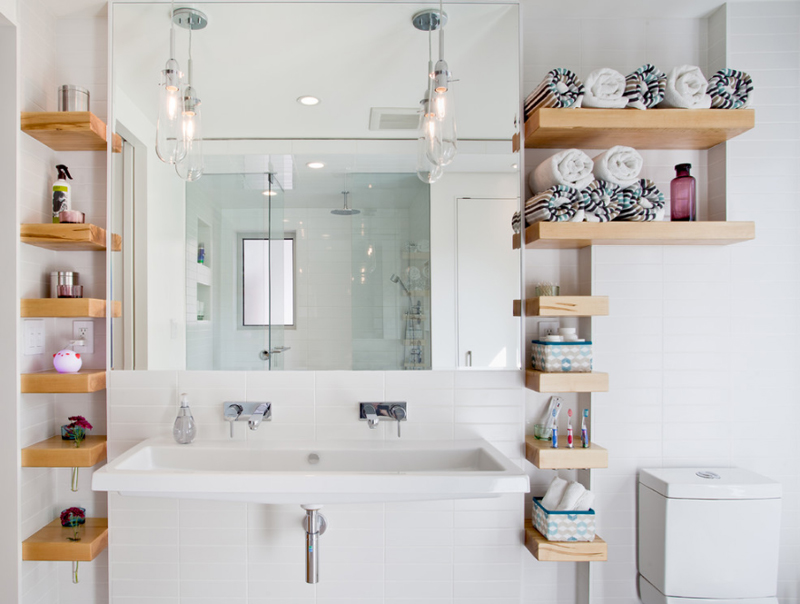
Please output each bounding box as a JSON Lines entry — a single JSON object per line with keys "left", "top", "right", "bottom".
{"left": 52, "top": 164, "right": 73, "bottom": 223}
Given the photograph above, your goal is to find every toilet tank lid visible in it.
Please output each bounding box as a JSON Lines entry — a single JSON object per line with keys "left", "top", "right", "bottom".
{"left": 639, "top": 468, "right": 782, "bottom": 499}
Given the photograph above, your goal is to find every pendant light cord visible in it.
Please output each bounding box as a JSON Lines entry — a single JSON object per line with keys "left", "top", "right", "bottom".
{"left": 188, "top": 26, "right": 193, "bottom": 85}
{"left": 438, "top": 0, "right": 444, "bottom": 61}
{"left": 169, "top": 0, "right": 175, "bottom": 59}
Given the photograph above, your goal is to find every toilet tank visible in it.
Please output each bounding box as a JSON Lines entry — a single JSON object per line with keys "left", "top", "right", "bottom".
{"left": 638, "top": 468, "right": 782, "bottom": 600}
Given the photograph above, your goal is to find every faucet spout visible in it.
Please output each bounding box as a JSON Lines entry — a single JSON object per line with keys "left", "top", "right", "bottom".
{"left": 363, "top": 404, "right": 380, "bottom": 429}
{"left": 249, "top": 403, "right": 271, "bottom": 430}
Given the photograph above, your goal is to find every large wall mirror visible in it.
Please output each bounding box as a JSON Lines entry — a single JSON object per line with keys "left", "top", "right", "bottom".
{"left": 110, "top": 1, "right": 520, "bottom": 371}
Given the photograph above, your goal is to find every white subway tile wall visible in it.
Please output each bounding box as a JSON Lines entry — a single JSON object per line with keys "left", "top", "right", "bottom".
{"left": 18, "top": 1, "right": 109, "bottom": 602}
{"left": 107, "top": 370, "right": 524, "bottom": 604}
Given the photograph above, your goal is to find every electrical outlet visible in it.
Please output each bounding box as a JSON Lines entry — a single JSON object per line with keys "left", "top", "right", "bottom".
{"left": 24, "top": 320, "right": 45, "bottom": 355}
{"left": 73, "top": 321, "right": 94, "bottom": 354}
{"left": 538, "top": 320, "right": 559, "bottom": 339}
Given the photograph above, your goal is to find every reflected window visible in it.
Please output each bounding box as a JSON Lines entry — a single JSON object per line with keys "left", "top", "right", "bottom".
{"left": 242, "top": 237, "right": 295, "bottom": 326}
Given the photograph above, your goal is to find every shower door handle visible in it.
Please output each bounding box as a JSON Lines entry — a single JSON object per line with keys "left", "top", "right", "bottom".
{"left": 466, "top": 350, "right": 472, "bottom": 367}
{"left": 259, "top": 347, "right": 291, "bottom": 361}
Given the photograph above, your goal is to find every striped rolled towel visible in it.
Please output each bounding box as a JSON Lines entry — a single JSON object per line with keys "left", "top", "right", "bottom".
{"left": 523, "top": 185, "right": 588, "bottom": 225}
{"left": 583, "top": 180, "right": 622, "bottom": 222}
{"left": 707, "top": 69, "right": 753, "bottom": 109}
{"left": 582, "top": 68, "right": 629, "bottom": 109}
{"left": 512, "top": 212, "right": 522, "bottom": 234}
{"left": 624, "top": 64, "right": 667, "bottom": 110}
{"left": 525, "top": 68, "right": 584, "bottom": 119}
{"left": 592, "top": 146, "right": 643, "bottom": 188}
{"left": 616, "top": 179, "right": 665, "bottom": 222}
{"left": 659, "top": 65, "right": 712, "bottom": 109}
{"left": 531, "top": 149, "right": 595, "bottom": 193}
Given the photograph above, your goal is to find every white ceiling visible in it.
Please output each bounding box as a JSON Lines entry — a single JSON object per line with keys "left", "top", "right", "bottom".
{"left": 113, "top": 2, "right": 520, "bottom": 140}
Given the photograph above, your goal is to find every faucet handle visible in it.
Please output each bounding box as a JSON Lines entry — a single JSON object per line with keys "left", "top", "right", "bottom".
{"left": 390, "top": 405, "right": 407, "bottom": 438}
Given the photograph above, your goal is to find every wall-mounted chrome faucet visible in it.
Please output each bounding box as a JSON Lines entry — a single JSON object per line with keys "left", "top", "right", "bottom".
{"left": 224, "top": 402, "right": 272, "bottom": 437}
{"left": 359, "top": 402, "right": 408, "bottom": 437}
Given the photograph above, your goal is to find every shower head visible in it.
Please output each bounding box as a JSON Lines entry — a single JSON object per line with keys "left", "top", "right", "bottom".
{"left": 331, "top": 190, "right": 360, "bottom": 216}
{"left": 390, "top": 273, "right": 410, "bottom": 294}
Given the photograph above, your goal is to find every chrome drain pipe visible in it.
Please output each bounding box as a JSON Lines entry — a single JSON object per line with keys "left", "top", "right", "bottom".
{"left": 303, "top": 506, "right": 327, "bottom": 584}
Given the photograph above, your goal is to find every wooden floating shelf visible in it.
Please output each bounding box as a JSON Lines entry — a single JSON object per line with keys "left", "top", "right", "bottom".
{"left": 21, "top": 370, "right": 106, "bottom": 394}
{"left": 22, "top": 298, "right": 121, "bottom": 318}
{"left": 407, "top": 290, "right": 430, "bottom": 297}
{"left": 514, "top": 296, "right": 609, "bottom": 317}
{"left": 525, "top": 520, "right": 607, "bottom": 562}
{"left": 21, "top": 111, "right": 122, "bottom": 153}
{"left": 526, "top": 370, "right": 608, "bottom": 393}
{"left": 22, "top": 435, "right": 107, "bottom": 468}
{"left": 21, "top": 223, "right": 122, "bottom": 252}
{"left": 525, "top": 435, "right": 608, "bottom": 470}
{"left": 513, "top": 221, "right": 755, "bottom": 250}
{"left": 23, "top": 518, "right": 108, "bottom": 562}
{"left": 514, "top": 107, "right": 754, "bottom": 151}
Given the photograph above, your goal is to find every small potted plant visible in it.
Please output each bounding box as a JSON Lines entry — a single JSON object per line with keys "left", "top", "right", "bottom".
{"left": 61, "top": 416, "right": 92, "bottom": 448}
{"left": 60, "top": 507, "right": 86, "bottom": 542}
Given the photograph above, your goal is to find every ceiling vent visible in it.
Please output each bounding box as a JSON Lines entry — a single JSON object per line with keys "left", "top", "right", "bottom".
{"left": 369, "top": 108, "right": 421, "bottom": 131}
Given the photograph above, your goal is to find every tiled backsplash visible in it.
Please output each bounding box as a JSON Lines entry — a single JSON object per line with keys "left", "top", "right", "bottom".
{"left": 107, "top": 370, "right": 526, "bottom": 604}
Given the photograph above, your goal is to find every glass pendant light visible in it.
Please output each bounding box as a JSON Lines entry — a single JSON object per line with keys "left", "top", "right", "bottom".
{"left": 155, "top": 1, "right": 185, "bottom": 164}
{"left": 417, "top": 89, "right": 443, "bottom": 184}
{"left": 174, "top": 10, "right": 207, "bottom": 182}
{"left": 429, "top": 47, "right": 457, "bottom": 167}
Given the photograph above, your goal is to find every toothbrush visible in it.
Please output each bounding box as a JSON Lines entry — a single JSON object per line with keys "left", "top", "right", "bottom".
{"left": 567, "top": 409, "right": 574, "bottom": 448}
{"left": 551, "top": 406, "right": 558, "bottom": 449}
{"left": 581, "top": 409, "right": 589, "bottom": 448}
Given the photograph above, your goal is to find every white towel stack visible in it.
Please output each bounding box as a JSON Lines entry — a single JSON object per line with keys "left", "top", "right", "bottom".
{"left": 659, "top": 65, "right": 712, "bottom": 109}
{"left": 531, "top": 149, "right": 595, "bottom": 193}
{"left": 592, "top": 146, "right": 643, "bottom": 188}
{"left": 541, "top": 476, "right": 595, "bottom": 512}
{"left": 582, "top": 68, "right": 629, "bottom": 109}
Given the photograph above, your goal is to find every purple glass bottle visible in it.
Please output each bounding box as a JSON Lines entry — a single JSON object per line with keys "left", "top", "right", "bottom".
{"left": 670, "top": 163, "right": 696, "bottom": 221}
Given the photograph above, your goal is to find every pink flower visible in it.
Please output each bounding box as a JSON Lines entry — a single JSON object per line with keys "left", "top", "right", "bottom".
{"left": 68, "top": 416, "right": 93, "bottom": 431}
{"left": 60, "top": 507, "right": 86, "bottom": 527}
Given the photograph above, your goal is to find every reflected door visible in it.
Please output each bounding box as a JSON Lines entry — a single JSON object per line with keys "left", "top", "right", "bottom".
{"left": 456, "top": 198, "right": 520, "bottom": 369}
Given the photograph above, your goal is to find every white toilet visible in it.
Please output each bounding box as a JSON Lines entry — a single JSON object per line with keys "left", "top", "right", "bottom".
{"left": 638, "top": 467, "right": 782, "bottom": 604}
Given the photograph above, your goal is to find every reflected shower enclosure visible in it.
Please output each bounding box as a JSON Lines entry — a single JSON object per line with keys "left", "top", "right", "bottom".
{"left": 185, "top": 168, "right": 431, "bottom": 371}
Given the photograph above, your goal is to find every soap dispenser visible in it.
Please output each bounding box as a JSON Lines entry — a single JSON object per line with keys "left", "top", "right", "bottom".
{"left": 173, "top": 393, "right": 197, "bottom": 444}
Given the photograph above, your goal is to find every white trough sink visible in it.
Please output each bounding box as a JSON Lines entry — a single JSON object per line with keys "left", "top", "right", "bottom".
{"left": 92, "top": 437, "right": 529, "bottom": 505}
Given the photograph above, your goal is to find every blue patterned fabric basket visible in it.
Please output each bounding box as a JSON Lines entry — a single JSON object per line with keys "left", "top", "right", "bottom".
{"left": 532, "top": 497, "right": 596, "bottom": 542}
{"left": 531, "top": 340, "right": 592, "bottom": 373}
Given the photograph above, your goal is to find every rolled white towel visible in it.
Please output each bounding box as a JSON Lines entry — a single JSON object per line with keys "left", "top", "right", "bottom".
{"left": 573, "top": 490, "right": 595, "bottom": 512}
{"left": 659, "top": 65, "right": 712, "bottom": 109}
{"left": 531, "top": 149, "right": 594, "bottom": 193}
{"left": 556, "top": 481, "right": 586, "bottom": 511}
{"left": 582, "top": 68, "right": 628, "bottom": 109}
{"left": 541, "top": 476, "right": 569, "bottom": 510}
{"left": 593, "top": 146, "right": 643, "bottom": 188}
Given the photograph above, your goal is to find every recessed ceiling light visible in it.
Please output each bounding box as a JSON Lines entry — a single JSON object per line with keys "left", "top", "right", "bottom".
{"left": 297, "top": 96, "right": 320, "bottom": 106}
{"left": 262, "top": 190, "right": 277, "bottom": 196}
{"left": 307, "top": 162, "right": 325, "bottom": 169}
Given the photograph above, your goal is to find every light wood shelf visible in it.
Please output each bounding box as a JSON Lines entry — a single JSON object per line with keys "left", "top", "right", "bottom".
{"left": 525, "top": 435, "right": 608, "bottom": 469}
{"left": 526, "top": 370, "right": 608, "bottom": 393}
{"left": 513, "top": 107, "right": 754, "bottom": 151}
{"left": 21, "top": 111, "right": 122, "bottom": 153}
{"left": 21, "top": 370, "right": 106, "bottom": 394}
{"left": 513, "top": 221, "right": 755, "bottom": 250}
{"left": 22, "top": 435, "right": 107, "bottom": 468}
{"left": 524, "top": 520, "right": 607, "bottom": 562}
{"left": 21, "top": 298, "right": 121, "bottom": 318}
{"left": 514, "top": 296, "right": 608, "bottom": 317}
{"left": 21, "top": 223, "right": 122, "bottom": 252}
{"left": 22, "top": 518, "right": 108, "bottom": 562}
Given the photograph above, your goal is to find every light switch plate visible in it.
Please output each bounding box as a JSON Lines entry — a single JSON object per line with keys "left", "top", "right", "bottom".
{"left": 538, "top": 320, "right": 559, "bottom": 339}
{"left": 73, "top": 320, "right": 94, "bottom": 354}
{"left": 24, "top": 320, "right": 45, "bottom": 355}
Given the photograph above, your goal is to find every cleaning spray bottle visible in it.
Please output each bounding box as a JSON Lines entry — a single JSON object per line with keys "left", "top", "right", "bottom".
{"left": 173, "top": 392, "right": 197, "bottom": 444}
{"left": 52, "top": 164, "right": 73, "bottom": 223}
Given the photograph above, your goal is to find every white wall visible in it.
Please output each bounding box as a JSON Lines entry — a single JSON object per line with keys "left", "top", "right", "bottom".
{"left": 17, "top": 2, "right": 110, "bottom": 602}
{"left": 522, "top": 3, "right": 800, "bottom": 604}
{"left": 106, "top": 369, "right": 524, "bottom": 604}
